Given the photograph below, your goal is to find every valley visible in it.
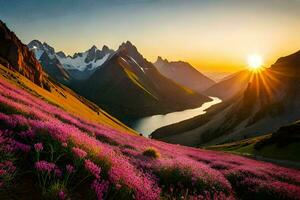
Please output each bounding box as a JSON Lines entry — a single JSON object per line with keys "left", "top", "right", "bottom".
{"left": 1, "top": 0, "right": 300, "bottom": 198}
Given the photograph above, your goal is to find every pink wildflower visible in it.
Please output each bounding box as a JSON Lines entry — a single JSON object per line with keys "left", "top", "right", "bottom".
{"left": 54, "top": 167, "right": 62, "bottom": 178}
{"left": 35, "top": 160, "right": 56, "bottom": 174}
{"left": 66, "top": 164, "right": 75, "bottom": 174}
{"left": 72, "top": 147, "right": 87, "bottom": 159}
{"left": 13, "top": 141, "right": 31, "bottom": 153}
{"left": 84, "top": 159, "right": 101, "bottom": 179}
{"left": 58, "top": 190, "right": 66, "bottom": 200}
{"left": 19, "top": 130, "right": 35, "bottom": 139}
{"left": 91, "top": 179, "right": 109, "bottom": 200}
{"left": 34, "top": 143, "right": 43, "bottom": 152}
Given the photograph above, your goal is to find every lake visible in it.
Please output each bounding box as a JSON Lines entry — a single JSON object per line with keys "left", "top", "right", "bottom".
{"left": 131, "top": 96, "right": 222, "bottom": 137}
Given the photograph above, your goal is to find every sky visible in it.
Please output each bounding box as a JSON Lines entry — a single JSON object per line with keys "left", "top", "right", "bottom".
{"left": 1, "top": 0, "right": 300, "bottom": 72}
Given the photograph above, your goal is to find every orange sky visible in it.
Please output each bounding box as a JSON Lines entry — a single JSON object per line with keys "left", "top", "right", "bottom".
{"left": 2, "top": 0, "right": 300, "bottom": 73}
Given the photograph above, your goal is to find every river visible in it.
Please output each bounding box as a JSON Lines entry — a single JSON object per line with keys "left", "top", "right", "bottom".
{"left": 130, "top": 96, "right": 222, "bottom": 137}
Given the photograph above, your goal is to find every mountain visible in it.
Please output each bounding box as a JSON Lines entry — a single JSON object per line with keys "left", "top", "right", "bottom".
{"left": 152, "top": 50, "right": 300, "bottom": 146}
{"left": 0, "top": 21, "right": 43, "bottom": 86}
{"left": 204, "top": 70, "right": 251, "bottom": 100}
{"left": 154, "top": 57, "right": 215, "bottom": 93}
{"left": 28, "top": 40, "right": 113, "bottom": 80}
{"left": 76, "top": 41, "right": 211, "bottom": 121}
{"left": 202, "top": 71, "right": 233, "bottom": 82}
{"left": 28, "top": 40, "right": 70, "bottom": 82}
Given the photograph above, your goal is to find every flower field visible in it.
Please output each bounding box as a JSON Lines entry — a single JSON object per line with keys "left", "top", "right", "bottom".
{"left": 0, "top": 77, "right": 300, "bottom": 200}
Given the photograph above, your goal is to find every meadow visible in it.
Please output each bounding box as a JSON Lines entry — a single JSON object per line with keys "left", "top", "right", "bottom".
{"left": 0, "top": 76, "right": 300, "bottom": 200}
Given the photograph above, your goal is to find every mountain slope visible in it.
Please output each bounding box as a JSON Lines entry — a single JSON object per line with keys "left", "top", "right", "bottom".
{"left": 207, "top": 120, "right": 300, "bottom": 167}
{"left": 76, "top": 41, "right": 210, "bottom": 121}
{"left": 0, "top": 21, "right": 43, "bottom": 86}
{"left": 152, "top": 50, "right": 300, "bottom": 146}
{"left": 154, "top": 57, "right": 215, "bottom": 93}
{"left": 28, "top": 40, "right": 70, "bottom": 82}
{"left": 204, "top": 70, "right": 251, "bottom": 100}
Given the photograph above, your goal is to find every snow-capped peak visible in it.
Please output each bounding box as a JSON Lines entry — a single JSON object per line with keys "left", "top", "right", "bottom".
{"left": 27, "top": 40, "right": 114, "bottom": 72}
{"left": 57, "top": 45, "right": 113, "bottom": 72}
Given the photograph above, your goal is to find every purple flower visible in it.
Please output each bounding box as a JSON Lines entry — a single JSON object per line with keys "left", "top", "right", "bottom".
{"left": 13, "top": 141, "right": 31, "bottom": 153}
{"left": 35, "top": 160, "right": 56, "bottom": 174}
{"left": 54, "top": 167, "right": 62, "bottom": 178}
{"left": 34, "top": 143, "right": 43, "bottom": 152}
{"left": 66, "top": 164, "right": 75, "bottom": 174}
{"left": 91, "top": 179, "right": 109, "bottom": 200}
{"left": 58, "top": 190, "right": 66, "bottom": 200}
{"left": 19, "top": 130, "right": 35, "bottom": 139}
{"left": 84, "top": 159, "right": 101, "bottom": 179}
{"left": 0, "top": 161, "right": 16, "bottom": 175}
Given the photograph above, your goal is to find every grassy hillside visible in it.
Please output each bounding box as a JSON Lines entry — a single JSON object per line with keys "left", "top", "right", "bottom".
{"left": 0, "top": 64, "right": 136, "bottom": 135}
{"left": 206, "top": 125, "right": 300, "bottom": 168}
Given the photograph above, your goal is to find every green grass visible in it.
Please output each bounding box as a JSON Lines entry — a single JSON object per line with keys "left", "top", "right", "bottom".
{"left": 206, "top": 134, "right": 300, "bottom": 162}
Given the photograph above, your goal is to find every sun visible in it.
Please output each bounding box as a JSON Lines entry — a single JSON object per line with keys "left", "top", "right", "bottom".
{"left": 247, "top": 54, "right": 263, "bottom": 71}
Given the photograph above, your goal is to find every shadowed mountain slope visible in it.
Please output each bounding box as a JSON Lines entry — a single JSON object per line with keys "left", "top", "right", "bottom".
{"left": 154, "top": 57, "right": 215, "bottom": 93}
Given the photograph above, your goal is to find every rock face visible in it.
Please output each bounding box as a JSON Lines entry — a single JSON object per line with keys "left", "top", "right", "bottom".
{"left": 0, "top": 21, "right": 43, "bottom": 85}
{"left": 39, "top": 52, "right": 70, "bottom": 82}
{"left": 154, "top": 56, "right": 215, "bottom": 93}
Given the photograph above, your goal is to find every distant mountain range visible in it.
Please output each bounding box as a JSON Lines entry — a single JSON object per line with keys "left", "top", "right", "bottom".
{"left": 154, "top": 57, "right": 215, "bottom": 92}
{"left": 28, "top": 40, "right": 211, "bottom": 121}
{"left": 152, "top": 51, "right": 300, "bottom": 146}
{"left": 28, "top": 40, "right": 114, "bottom": 81}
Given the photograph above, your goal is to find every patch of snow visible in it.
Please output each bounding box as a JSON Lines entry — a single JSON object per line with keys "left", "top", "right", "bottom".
{"left": 31, "top": 48, "right": 44, "bottom": 60}
{"left": 57, "top": 52, "right": 110, "bottom": 72}
{"left": 57, "top": 52, "right": 88, "bottom": 71}
{"left": 91, "top": 54, "right": 110, "bottom": 70}
{"left": 129, "top": 56, "right": 145, "bottom": 73}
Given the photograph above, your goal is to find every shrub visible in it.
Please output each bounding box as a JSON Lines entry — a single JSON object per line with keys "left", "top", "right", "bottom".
{"left": 142, "top": 148, "right": 160, "bottom": 159}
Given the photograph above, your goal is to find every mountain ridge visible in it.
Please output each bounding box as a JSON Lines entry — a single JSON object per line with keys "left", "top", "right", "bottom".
{"left": 28, "top": 40, "right": 114, "bottom": 80}
{"left": 154, "top": 56, "right": 215, "bottom": 93}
